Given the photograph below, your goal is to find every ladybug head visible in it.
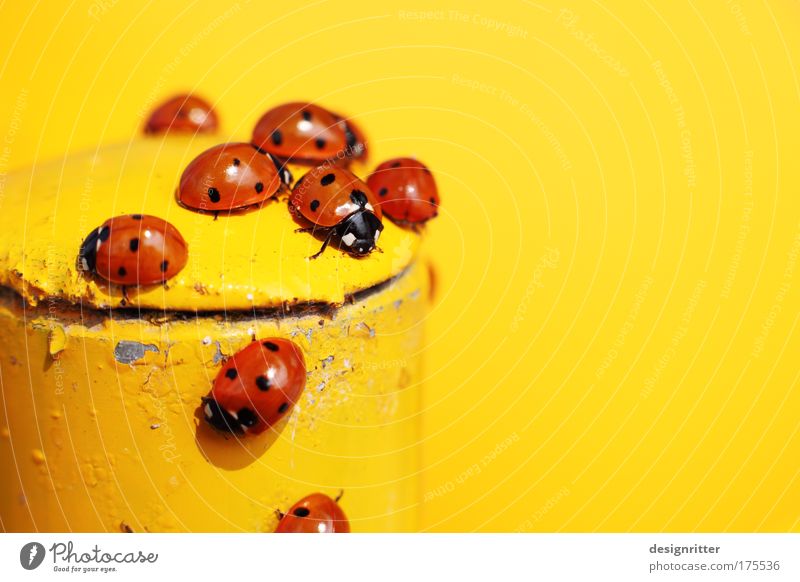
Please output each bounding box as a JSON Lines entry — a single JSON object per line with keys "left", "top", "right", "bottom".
{"left": 77, "top": 225, "right": 110, "bottom": 273}
{"left": 337, "top": 209, "right": 383, "bottom": 256}
{"left": 202, "top": 396, "right": 246, "bottom": 434}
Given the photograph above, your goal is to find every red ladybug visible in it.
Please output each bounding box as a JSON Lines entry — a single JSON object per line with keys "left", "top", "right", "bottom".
{"left": 367, "top": 158, "right": 439, "bottom": 227}
{"left": 275, "top": 493, "right": 350, "bottom": 533}
{"left": 144, "top": 94, "right": 218, "bottom": 135}
{"left": 178, "top": 143, "right": 291, "bottom": 213}
{"left": 202, "top": 338, "right": 306, "bottom": 435}
{"left": 289, "top": 166, "right": 383, "bottom": 259}
{"left": 252, "top": 102, "right": 366, "bottom": 165}
{"left": 78, "top": 214, "right": 188, "bottom": 286}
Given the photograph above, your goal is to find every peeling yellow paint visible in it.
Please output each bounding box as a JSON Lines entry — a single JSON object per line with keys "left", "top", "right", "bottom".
{"left": 0, "top": 139, "right": 427, "bottom": 532}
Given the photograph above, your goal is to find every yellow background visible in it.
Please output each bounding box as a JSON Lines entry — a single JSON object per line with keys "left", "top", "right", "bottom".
{"left": 1, "top": 0, "right": 798, "bottom": 532}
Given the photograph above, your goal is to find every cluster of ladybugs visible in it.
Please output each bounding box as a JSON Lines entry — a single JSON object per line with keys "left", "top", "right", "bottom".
{"left": 78, "top": 95, "right": 441, "bottom": 533}
{"left": 79, "top": 96, "right": 440, "bottom": 288}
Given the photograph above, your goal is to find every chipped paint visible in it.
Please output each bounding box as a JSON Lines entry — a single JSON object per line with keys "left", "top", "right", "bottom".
{"left": 113, "top": 340, "right": 159, "bottom": 364}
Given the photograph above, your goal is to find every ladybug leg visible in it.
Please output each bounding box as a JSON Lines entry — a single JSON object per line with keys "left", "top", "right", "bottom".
{"left": 121, "top": 285, "right": 130, "bottom": 303}
{"left": 309, "top": 228, "right": 335, "bottom": 260}
{"left": 335, "top": 490, "right": 345, "bottom": 503}
{"left": 294, "top": 226, "right": 319, "bottom": 234}
{"left": 213, "top": 212, "right": 219, "bottom": 221}
{"left": 274, "top": 509, "right": 285, "bottom": 520}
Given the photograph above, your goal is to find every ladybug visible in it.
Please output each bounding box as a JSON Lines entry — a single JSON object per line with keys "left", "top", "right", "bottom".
{"left": 202, "top": 338, "right": 306, "bottom": 435}
{"left": 78, "top": 214, "right": 188, "bottom": 286}
{"left": 289, "top": 166, "right": 383, "bottom": 259}
{"left": 275, "top": 493, "right": 350, "bottom": 533}
{"left": 252, "top": 102, "right": 366, "bottom": 165}
{"left": 367, "top": 158, "right": 439, "bottom": 227}
{"left": 144, "top": 94, "right": 218, "bottom": 135}
{"left": 178, "top": 143, "right": 291, "bottom": 214}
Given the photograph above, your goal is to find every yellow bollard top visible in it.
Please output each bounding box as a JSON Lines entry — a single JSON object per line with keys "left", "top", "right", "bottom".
{"left": 0, "top": 136, "right": 419, "bottom": 311}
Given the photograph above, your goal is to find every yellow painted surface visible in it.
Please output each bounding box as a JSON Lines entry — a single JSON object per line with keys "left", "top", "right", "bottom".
{"left": 0, "top": 261, "right": 426, "bottom": 532}
{"left": 1, "top": 1, "right": 799, "bottom": 533}
{"left": 0, "top": 137, "right": 415, "bottom": 310}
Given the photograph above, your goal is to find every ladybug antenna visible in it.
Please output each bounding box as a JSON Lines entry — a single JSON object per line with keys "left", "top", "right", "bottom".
{"left": 335, "top": 490, "right": 344, "bottom": 503}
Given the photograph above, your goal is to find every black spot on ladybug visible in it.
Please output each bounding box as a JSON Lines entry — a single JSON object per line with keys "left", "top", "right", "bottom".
{"left": 99, "top": 226, "right": 111, "bottom": 242}
{"left": 424, "top": 167, "right": 432, "bottom": 175}
{"left": 232, "top": 158, "right": 241, "bottom": 166}
{"left": 256, "top": 376, "right": 270, "bottom": 391}
{"left": 117, "top": 266, "right": 127, "bottom": 277}
{"left": 208, "top": 187, "right": 221, "bottom": 203}
{"left": 315, "top": 138, "right": 326, "bottom": 149}
{"left": 350, "top": 190, "right": 368, "bottom": 206}
{"left": 429, "top": 197, "right": 436, "bottom": 204}
{"left": 391, "top": 161, "right": 402, "bottom": 168}
{"left": 301, "top": 110, "right": 312, "bottom": 121}
{"left": 293, "top": 507, "right": 310, "bottom": 517}
{"left": 320, "top": 173, "right": 336, "bottom": 186}
{"left": 225, "top": 368, "right": 238, "bottom": 380}
{"left": 379, "top": 188, "right": 388, "bottom": 197}
{"left": 237, "top": 407, "right": 258, "bottom": 428}
{"left": 263, "top": 341, "right": 279, "bottom": 352}
{"left": 131, "top": 214, "right": 143, "bottom": 220}
{"left": 271, "top": 130, "right": 283, "bottom": 146}
{"left": 310, "top": 199, "right": 320, "bottom": 212}
{"left": 160, "top": 260, "right": 169, "bottom": 272}
{"left": 129, "top": 238, "right": 139, "bottom": 252}
{"left": 255, "top": 182, "right": 264, "bottom": 193}
{"left": 278, "top": 402, "right": 289, "bottom": 414}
